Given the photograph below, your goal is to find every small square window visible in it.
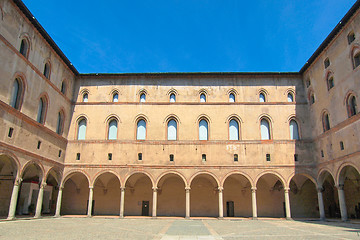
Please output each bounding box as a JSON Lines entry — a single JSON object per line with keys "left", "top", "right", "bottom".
{"left": 37, "top": 141, "right": 41, "bottom": 149}
{"left": 169, "top": 154, "right": 174, "bottom": 162}
{"left": 138, "top": 153, "right": 142, "bottom": 161}
{"left": 108, "top": 153, "right": 112, "bottom": 160}
{"left": 340, "top": 141, "right": 344, "bottom": 150}
{"left": 294, "top": 154, "right": 298, "bottom": 162}
{"left": 202, "top": 154, "right": 206, "bottom": 162}
{"left": 58, "top": 150, "right": 62, "bottom": 157}
{"left": 8, "top": 128, "right": 14, "bottom": 138}
{"left": 266, "top": 154, "right": 271, "bottom": 162}
{"left": 234, "top": 154, "right": 238, "bottom": 162}
{"left": 76, "top": 153, "right": 81, "bottom": 160}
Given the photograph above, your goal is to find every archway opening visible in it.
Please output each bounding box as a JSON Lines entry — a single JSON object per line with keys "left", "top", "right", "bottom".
{"left": 61, "top": 172, "right": 89, "bottom": 215}
{"left": 256, "top": 173, "right": 285, "bottom": 218}
{"left": 223, "top": 174, "right": 252, "bottom": 217}
{"left": 190, "top": 174, "right": 218, "bottom": 217}
{"left": 320, "top": 171, "right": 339, "bottom": 219}
{"left": 124, "top": 173, "right": 152, "bottom": 216}
{"left": 45, "top": 168, "right": 61, "bottom": 215}
{"left": 339, "top": 166, "right": 360, "bottom": 219}
{"left": 289, "top": 174, "right": 318, "bottom": 218}
{"left": 17, "top": 163, "right": 42, "bottom": 216}
{"left": 0, "top": 155, "right": 18, "bottom": 217}
{"left": 93, "top": 172, "right": 120, "bottom": 216}
{"left": 157, "top": 173, "right": 186, "bottom": 217}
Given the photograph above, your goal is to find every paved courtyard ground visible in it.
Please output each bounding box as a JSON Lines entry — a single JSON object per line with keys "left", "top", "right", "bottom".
{"left": 0, "top": 217, "right": 359, "bottom": 240}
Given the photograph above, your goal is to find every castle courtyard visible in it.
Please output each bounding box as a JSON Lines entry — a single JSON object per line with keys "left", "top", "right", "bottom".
{"left": 0, "top": 217, "right": 359, "bottom": 240}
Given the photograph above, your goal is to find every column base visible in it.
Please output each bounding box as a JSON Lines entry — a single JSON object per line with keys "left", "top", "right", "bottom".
{"left": 119, "top": 216, "right": 124, "bottom": 219}
{"left": 251, "top": 217, "right": 258, "bottom": 220}
{"left": 152, "top": 216, "right": 157, "bottom": 219}
{"left": 33, "top": 215, "right": 41, "bottom": 219}
{"left": 319, "top": 217, "right": 326, "bottom": 221}
{"left": 185, "top": 216, "right": 190, "bottom": 219}
{"left": 6, "top": 216, "right": 15, "bottom": 221}
{"left": 286, "top": 217, "right": 292, "bottom": 220}
{"left": 54, "top": 214, "right": 60, "bottom": 218}
{"left": 218, "top": 217, "right": 224, "bottom": 220}
{"left": 87, "top": 215, "right": 92, "bottom": 218}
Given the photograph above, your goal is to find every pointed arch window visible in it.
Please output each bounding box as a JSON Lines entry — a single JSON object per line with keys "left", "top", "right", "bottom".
{"left": 108, "top": 119, "right": 118, "bottom": 140}
{"left": 322, "top": 113, "right": 330, "bottom": 132}
{"left": 287, "top": 93, "right": 294, "bottom": 102}
{"left": 170, "top": 93, "right": 176, "bottom": 103}
{"left": 113, "top": 93, "right": 119, "bottom": 102}
{"left": 260, "top": 118, "right": 271, "bottom": 140}
{"left": 137, "top": 119, "right": 146, "bottom": 140}
{"left": 83, "top": 93, "right": 88, "bottom": 102}
{"left": 43, "top": 62, "right": 51, "bottom": 79}
{"left": 10, "top": 78, "right": 23, "bottom": 110}
{"left": 229, "top": 93, "right": 235, "bottom": 102}
{"left": 19, "top": 39, "right": 29, "bottom": 58}
{"left": 199, "top": 119, "right": 208, "bottom": 140}
{"left": 36, "top": 97, "right": 47, "bottom": 124}
{"left": 310, "top": 93, "right": 315, "bottom": 105}
{"left": 56, "top": 111, "right": 64, "bottom": 135}
{"left": 77, "top": 119, "right": 87, "bottom": 140}
{"left": 259, "top": 92, "right": 266, "bottom": 102}
{"left": 140, "top": 93, "right": 146, "bottom": 102}
{"left": 200, "top": 93, "right": 206, "bottom": 102}
{"left": 347, "top": 95, "right": 357, "bottom": 117}
{"left": 289, "top": 120, "right": 299, "bottom": 140}
{"left": 327, "top": 74, "right": 334, "bottom": 90}
{"left": 229, "top": 119, "right": 239, "bottom": 140}
{"left": 167, "top": 119, "right": 177, "bottom": 140}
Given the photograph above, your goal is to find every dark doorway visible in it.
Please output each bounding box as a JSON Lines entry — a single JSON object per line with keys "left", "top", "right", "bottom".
{"left": 142, "top": 201, "right": 149, "bottom": 216}
{"left": 226, "top": 201, "right": 234, "bottom": 217}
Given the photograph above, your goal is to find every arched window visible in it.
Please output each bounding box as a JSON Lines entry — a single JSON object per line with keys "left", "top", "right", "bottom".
{"left": 56, "top": 111, "right": 64, "bottom": 135}
{"left": 170, "top": 93, "right": 176, "bottom": 103}
{"left": 322, "top": 113, "right": 330, "bottom": 132}
{"left": 19, "top": 39, "right": 29, "bottom": 58}
{"left": 61, "top": 81, "right": 66, "bottom": 94}
{"left": 287, "top": 93, "right": 294, "bottom": 102}
{"left": 347, "top": 95, "right": 357, "bottom": 117}
{"left": 229, "top": 93, "right": 235, "bottom": 102}
{"left": 199, "top": 119, "right": 208, "bottom": 140}
{"left": 113, "top": 93, "right": 119, "bottom": 102}
{"left": 43, "top": 62, "right": 50, "bottom": 79}
{"left": 327, "top": 74, "right": 334, "bottom": 90}
{"left": 167, "top": 119, "right": 177, "bottom": 140}
{"left": 36, "top": 97, "right": 47, "bottom": 124}
{"left": 77, "top": 119, "right": 87, "bottom": 140}
{"left": 289, "top": 120, "right": 299, "bottom": 140}
{"left": 140, "top": 93, "right": 146, "bottom": 102}
{"left": 259, "top": 92, "right": 266, "bottom": 102}
{"left": 137, "top": 119, "right": 146, "bottom": 140}
{"left": 229, "top": 119, "right": 239, "bottom": 140}
{"left": 83, "top": 93, "right": 88, "bottom": 102}
{"left": 200, "top": 93, "right": 206, "bottom": 102}
{"left": 108, "top": 119, "right": 118, "bottom": 140}
{"left": 10, "top": 78, "right": 23, "bottom": 109}
{"left": 260, "top": 118, "right": 271, "bottom": 140}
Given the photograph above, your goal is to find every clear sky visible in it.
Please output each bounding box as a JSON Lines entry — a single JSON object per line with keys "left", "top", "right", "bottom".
{"left": 22, "top": 0, "right": 357, "bottom": 73}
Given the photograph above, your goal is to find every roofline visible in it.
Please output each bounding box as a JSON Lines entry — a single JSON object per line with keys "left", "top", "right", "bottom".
{"left": 299, "top": 0, "right": 360, "bottom": 74}
{"left": 78, "top": 72, "right": 301, "bottom": 78}
{"left": 12, "top": 0, "right": 79, "bottom": 76}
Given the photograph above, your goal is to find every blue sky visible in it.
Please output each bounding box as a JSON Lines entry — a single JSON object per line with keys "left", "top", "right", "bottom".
{"left": 23, "top": 0, "right": 356, "bottom": 73}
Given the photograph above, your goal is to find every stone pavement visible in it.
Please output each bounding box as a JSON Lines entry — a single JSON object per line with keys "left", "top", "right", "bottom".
{"left": 0, "top": 217, "right": 359, "bottom": 240}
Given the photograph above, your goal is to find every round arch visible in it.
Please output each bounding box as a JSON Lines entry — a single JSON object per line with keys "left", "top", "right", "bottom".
{"left": 155, "top": 171, "right": 187, "bottom": 188}
{"left": 336, "top": 162, "right": 360, "bottom": 186}
{"left": 61, "top": 169, "right": 91, "bottom": 188}
{"left": 92, "top": 170, "right": 122, "bottom": 187}
{"left": 317, "top": 168, "right": 336, "bottom": 187}
{"left": 286, "top": 172, "right": 317, "bottom": 187}
{"left": 221, "top": 171, "right": 254, "bottom": 188}
{"left": 44, "top": 166, "right": 62, "bottom": 184}
{"left": 123, "top": 171, "right": 155, "bottom": 188}
{"left": 254, "top": 171, "right": 286, "bottom": 188}
{"left": 189, "top": 171, "right": 220, "bottom": 187}
{"left": 0, "top": 151, "right": 21, "bottom": 176}
{"left": 20, "top": 160, "right": 45, "bottom": 180}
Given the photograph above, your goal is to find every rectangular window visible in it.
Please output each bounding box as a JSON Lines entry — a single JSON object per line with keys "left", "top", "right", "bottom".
{"left": 138, "top": 153, "right": 142, "bottom": 161}
{"left": 202, "top": 154, "right": 206, "bottom": 162}
{"left": 108, "top": 153, "right": 112, "bottom": 160}
{"left": 8, "top": 128, "right": 14, "bottom": 138}
{"left": 340, "top": 141, "right": 344, "bottom": 150}
{"left": 348, "top": 32, "right": 355, "bottom": 44}
{"left": 37, "top": 141, "right": 41, "bottom": 149}
{"left": 266, "top": 154, "right": 271, "bottom": 162}
{"left": 169, "top": 154, "right": 174, "bottom": 162}
{"left": 76, "top": 153, "right": 81, "bottom": 160}
{"left": 234, "top": 154, "right": 238, "bottom": 162}
{"left": 58, "top": 150, "right": 62, "bottom": 157}
{"left": 321, "top": 150, "right": 324, "bottom": 158}
{"left": 294, "top": 154, "right": 298, "bottom": 162}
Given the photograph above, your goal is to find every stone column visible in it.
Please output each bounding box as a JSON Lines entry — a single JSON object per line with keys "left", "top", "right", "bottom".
{"left": 317, "top": 187, "right": 325, "bottom": 220}
{"left": 251, "top": 187, "right": 257, "bottom": 219}
{"left": 185, "top": 187, "right": 190, "bottom": 219}
{"left": 152, "top": 187, "right": 158, "bottom": 218}
{"left": 55, "top": 186, "right": 63, "bottom": 217}
{"left": 34, "top": 182, "right": 47, "bottom": 218}
{"left": 87, "top": 186, "right": 94, "bottom": 217}
{"left": 336, "top": 184, "right": 348, "bottom": 221}
{"left": 218, "top": 187, "right": 224, "bottom": 219}
{"left": 7, "top": 177, "right": 22, "bottom": 220}
{"left": 120, "top": 187, "right": 125, "bottom": 218}
{"left": 284, "top": 187, "right": 291, "bottom": 220}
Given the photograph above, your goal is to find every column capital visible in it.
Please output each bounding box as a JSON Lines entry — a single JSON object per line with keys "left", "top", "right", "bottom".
{"left": 317, "top": 187, "right": 324, "bottom": 193}
{"left": 120, "top": 187, "right": 126, "bottom": 191}
{"left": 40, "top": 182, "right": 47, "bottom": 189}
{"left": 185, "top": 187, "right": 191, "bottom": 192}
{"left": 284, "top": 187, "right": 290, "bottom": 193}
{"left": 218, "top": 187, "right": 224, "bottom": 192}
{"left": 336, "top": 184, "right": 344, "bottom": 190}
{"left": 152, "top": 187, "right": 158, "bottom": 192}
{"left": 89, "top": 186, "right": 94, "bottom": 190}
{"left": 251, "top": 187, "right": 257, "bottom": 192}
{"left": 15, "top": 177, "right": 23, "bottom": 186}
